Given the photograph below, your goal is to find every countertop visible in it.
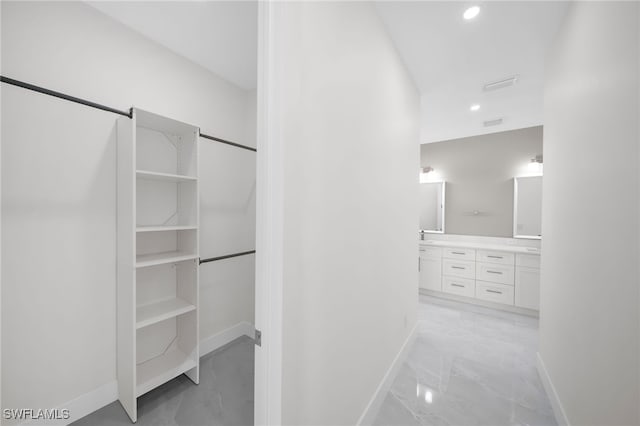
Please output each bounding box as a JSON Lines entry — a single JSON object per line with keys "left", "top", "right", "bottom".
{"left": 419, "top": 239, "right": 541, "bottom": 255}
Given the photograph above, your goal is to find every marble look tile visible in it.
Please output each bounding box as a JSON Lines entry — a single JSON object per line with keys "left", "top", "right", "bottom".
{"left": 72, "top": 337, "right": 254, "bottom": 426}
{"left": 374, "top": 298, "right": 556, "bottom": 426}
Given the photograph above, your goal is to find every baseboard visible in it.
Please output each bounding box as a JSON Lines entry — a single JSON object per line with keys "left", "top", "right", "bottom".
{"left": 356, "top": 322, "right": 418, "bottom": 426}
{"left": 536, "top": 352, "right": 570, "bottom": 426}
{"left": 16, "top": 322, "right": 254, "bottom": 426}
{"left": 200, "top": 321, "right": 255, "bottom": 357}
{"left": 420, "top": 289, "right": 539, "bottom": 317}
{"left": 19, "top": 380, "right": 117, "bottom": 426}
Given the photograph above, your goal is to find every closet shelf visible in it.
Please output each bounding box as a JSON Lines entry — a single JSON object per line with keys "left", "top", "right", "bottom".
{"left": 136, "top": 225, "right": 197, "bottom": 233}
{"left": 136, "top": 298, "right": 196, "bottom": 330}
{"left": 136, "top": 349, "right": 196, "bottom": 397}
{"left": 136, "top": 251, "right": 198, "bottom": 268}
{"left": 136, "top": 170, "right": 197, "bottom": 182}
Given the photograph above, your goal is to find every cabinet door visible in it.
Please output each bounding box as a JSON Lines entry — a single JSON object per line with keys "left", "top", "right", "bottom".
{"left": 420, "top": 257, "right": 442, "bottom": 291}
{"left": 515, "top": 266, "right": 540, "bottom": 310}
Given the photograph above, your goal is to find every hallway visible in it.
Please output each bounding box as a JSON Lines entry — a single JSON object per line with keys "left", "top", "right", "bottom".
{"left": 374, "top": 296, "right": 555, "bottom": 426}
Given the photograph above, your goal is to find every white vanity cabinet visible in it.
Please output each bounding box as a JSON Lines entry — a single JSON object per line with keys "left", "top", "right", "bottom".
{"left": 419, "top": 246, "right": 442, "bottom": 291}
{"left": 515, "top": 254, "right": 541, "bottom": 310}
{"left": 419, "top": 242, "right": 541, "bottom": 313}
{"left": 441, "top": 247, "right": 476, "bottom": 297}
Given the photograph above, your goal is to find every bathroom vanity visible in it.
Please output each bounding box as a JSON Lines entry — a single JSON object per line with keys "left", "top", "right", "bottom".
{"left": 419, "top": 239, "right": 541, "bottom": 314}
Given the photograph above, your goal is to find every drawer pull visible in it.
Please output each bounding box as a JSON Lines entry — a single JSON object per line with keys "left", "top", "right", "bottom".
{"left": 486, "top": 289, "right": 502, "bottom": 294}
{"left": 487, "top": 255, "right": 503, "bottom": 259}
{"left": 451, "top": 251, "right": 466, "bottom": 255}
{"left": 451, "top": 266, "right": 465, "bottom": 270}
{"left": 450, "top": 283, "right": 465, "bottom": 288}
{"left": 487, "top": 270, "right": 503, "bottom": 274}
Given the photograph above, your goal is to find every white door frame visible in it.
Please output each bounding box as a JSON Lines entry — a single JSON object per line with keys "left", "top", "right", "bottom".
{"left": 254, "top": 1, "right": 283, "bottom": 425}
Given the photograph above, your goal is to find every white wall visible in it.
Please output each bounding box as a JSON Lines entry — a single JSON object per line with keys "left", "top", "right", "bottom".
{"left": 268, "top": 2, "right": 420, "bottom": 424}
{"left": 1, "top": 1, "right": 254, "bottom": 422}
{"left": 540, "top": 2, "right": 639, "bottom": 425}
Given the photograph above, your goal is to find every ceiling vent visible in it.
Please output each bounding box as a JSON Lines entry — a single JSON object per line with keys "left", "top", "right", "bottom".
{"left": 483, "top": 118, "right": 504, "bottom": 127}
{"left": 483, "top": 75, "right": 519, "bottom": 92}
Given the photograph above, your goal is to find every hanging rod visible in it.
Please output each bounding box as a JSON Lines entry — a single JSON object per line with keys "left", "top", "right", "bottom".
{"left": 1, "top": 75, "right": 133, "bottom": 118}
{"left": 0, "top": 75, "right": 257, "bottom": 152}
{"left": 199, "top": 133, "right": 257, "bottom": 152}
{"left": 199, "top": 250, "right": 256, "bottom": 265}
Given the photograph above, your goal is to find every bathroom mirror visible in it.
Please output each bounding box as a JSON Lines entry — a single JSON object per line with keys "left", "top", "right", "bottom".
{"left": 513, "top": 176, "right": 542, "bottom": 239}
{"left": 419, "top": 181, "right": 445, "bottom": 233}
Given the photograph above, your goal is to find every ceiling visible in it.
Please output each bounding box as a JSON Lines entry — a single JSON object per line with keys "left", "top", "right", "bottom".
{"left": 375, "top": 1, "right": 569, "bottom": 143}
{"left": 88, "top": 1, "right": 258, "bottom": 90}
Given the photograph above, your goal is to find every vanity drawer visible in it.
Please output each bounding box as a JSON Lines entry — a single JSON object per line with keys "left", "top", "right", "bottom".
{"left": 419, "top": 246, "right": 442, "bottom": 260}
{"left": 443, "top": 247, "right": 476, "bottom": 261}
{"left": 516, "top": 253, "right": 541, "bottom": 268}
{"left": 475, "top": 281, "right": 514, "bottom": 305}
{"left": 443, "top": 259, "right": 475, "bottom": 279}
{"left": 476, "top": 262, "right": 515, "bottom": 285}
{"left": 442, "top": 276, "right": 475, "bottom": 298}
{"left": 476, "top": 250, "right": 514, "bottom": 265}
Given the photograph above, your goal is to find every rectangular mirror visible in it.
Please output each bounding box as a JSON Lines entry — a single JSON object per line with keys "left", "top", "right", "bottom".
{"left": 420, "top": 181, "right": 445, "bottom": 233}
{"left": 513, "top": 176, "right": 542, "bottom": 239}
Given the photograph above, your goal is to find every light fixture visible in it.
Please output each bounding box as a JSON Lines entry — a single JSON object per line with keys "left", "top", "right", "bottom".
{"left": 527, "top": 155, "right": 543, "bottom": 173}
{"left": 419, "top": 166, "right": 437, "bottom": 183}
{"left": 463, "top": 6, "right": 480, "bottom": 20}
{"left": 470, "top": 104, "right": 480, "bottom": 112}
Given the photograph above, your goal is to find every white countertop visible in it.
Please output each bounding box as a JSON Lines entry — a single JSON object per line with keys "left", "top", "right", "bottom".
{"left": 419, "top": 239, "right": 541, "bottom": 255}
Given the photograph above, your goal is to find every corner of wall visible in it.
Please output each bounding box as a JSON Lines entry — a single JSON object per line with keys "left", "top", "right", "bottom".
{"left": 536, "top": 353, "right": 570, "bottom": 426}
{"left": 356, "top": 322, "right": 418, "bottom": 426}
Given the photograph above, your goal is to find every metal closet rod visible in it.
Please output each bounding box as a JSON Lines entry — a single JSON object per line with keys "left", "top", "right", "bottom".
{"left": 200, "top": 250, "right": 256, "bottom": 264}
{"left": 2, "top": 75, "right": 258, "bottom": 264}
{"left": 1, "top": 75, "right": 133, "bottom": 118}
{"left": 199, "top": 133, "right": 256, "bottom": 152}
{"left": 0, "top": 75, "right": 257, "bottom": 152}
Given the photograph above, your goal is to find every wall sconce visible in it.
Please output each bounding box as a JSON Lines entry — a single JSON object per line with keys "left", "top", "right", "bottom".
{"left": 527, "top": 155, "right": 543, "bottom": 174}
{"left": 419, "top": 166, "right": 442, "bottom": 183}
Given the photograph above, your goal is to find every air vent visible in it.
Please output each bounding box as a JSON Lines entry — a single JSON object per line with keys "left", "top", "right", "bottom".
{"left": 483, "top": 75, "right": 519, "bottom": 92}
{"left": 483, "top": 118, "right": 503, "bottom": 127}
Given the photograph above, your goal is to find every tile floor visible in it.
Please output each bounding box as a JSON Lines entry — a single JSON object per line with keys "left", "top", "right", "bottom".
{"left": 74, "top": 296, "right": 554, "bottom": 426}
{"left": 72, "top": 336, "right": 254, "bottom": 426}
{"left": 373, "top": 295, "right": 556, "bottom": 426}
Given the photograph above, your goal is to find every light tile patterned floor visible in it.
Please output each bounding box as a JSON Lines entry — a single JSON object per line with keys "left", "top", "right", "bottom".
{"left": 73, "top": 336, "right": 254, "bottom": 426}
{"left": 373, "top": 295, "right": 556, "bottom": 426}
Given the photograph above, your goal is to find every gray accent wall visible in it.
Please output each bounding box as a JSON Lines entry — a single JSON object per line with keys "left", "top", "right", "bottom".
{"left": 420, "top": 126, "right": 543, "bottom": 237}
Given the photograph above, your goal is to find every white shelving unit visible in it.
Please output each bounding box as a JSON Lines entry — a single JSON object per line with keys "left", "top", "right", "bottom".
{"left": 117, "top": 108, "right": 200, "bottom": 422}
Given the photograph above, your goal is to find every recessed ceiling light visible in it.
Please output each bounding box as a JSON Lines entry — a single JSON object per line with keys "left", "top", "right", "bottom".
{"left": 463, "top": 6, "right": 480, "bottom": 20}
{"left": 470, "top": 104, "right": 481, "bottom": 112}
